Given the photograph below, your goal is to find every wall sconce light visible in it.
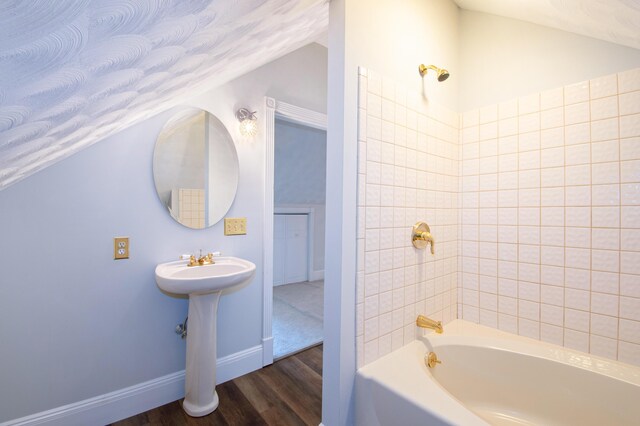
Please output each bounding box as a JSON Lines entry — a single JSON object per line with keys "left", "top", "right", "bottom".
{"left": 236, "top": 108, "right": 258, "bottom": 136}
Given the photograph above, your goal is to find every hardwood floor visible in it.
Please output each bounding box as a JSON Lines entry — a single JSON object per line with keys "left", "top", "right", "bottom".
{"left": 111, "top": 345, "right": 322, "bottom": 426}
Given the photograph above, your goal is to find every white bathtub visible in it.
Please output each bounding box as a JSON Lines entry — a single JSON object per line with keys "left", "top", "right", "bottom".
{"left": 356, "top": 320, "right": 640, "bottom": 426}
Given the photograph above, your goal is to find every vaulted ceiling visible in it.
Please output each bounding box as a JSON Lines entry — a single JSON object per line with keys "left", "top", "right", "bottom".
{"left": 0, "top": 0, "right": 328, "bottom": 190}
{"left": 1, "top": 0, "right": 638, "bottom": 191}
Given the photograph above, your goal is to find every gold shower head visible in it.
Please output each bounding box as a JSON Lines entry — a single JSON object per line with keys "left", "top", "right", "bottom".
{"left": 419, "top": 64, "right": 450, "bottom": 82}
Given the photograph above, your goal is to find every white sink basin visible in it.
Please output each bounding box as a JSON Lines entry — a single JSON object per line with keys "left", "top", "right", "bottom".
{"left": 154, "top": 256, "right": 256, "bottom": 417}
{"left": 155, "top": 257, "right": 256, "bottom": 295}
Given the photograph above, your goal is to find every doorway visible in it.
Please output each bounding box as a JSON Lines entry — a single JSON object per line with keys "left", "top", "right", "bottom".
{"left": 262, "top": 98, "right": 327, "bottom": 364}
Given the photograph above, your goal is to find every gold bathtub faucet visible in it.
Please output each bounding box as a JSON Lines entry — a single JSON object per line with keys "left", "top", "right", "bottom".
{"left": 416, "top": 315, "right": 443, "bottom": 334}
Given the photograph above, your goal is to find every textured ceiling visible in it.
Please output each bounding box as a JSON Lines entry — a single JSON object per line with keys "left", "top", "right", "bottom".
{"left": 0, "top": 0, "right": 328, "bottom": 190}
{"left": 454, "top": 0, "right": 640, "bottom": 50}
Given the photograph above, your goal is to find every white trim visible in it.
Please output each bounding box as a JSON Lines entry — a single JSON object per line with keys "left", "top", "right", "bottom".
{"left": 274, "top": 206, "right": 315, "bottom": 285}
{"left": 263, "top": 97, "right": 276, "bottom": 367}
{"left": 274, "top": 100, "right": 327, "bottom": 131}
{"left": 2, "top": 345, "right": 263, "bottom": 426}
{"left": 263, "top": 97, "right": 327, "bottom": 367}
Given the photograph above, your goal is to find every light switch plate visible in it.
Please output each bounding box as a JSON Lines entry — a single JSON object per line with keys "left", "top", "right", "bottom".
{"left": 224, "top": 217, "right": 246, "bottom": 235}
{"left": 114, "top": 237, "right": 129, "bottom": 259}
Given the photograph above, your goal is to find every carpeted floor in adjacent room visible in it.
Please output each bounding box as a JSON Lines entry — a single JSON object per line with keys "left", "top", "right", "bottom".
{"left": 273, "top": 280, "right": 323, "bottom": 359}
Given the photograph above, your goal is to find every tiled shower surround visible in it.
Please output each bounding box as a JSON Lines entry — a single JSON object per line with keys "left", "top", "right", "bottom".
{"left": 459, "top": 68, "right": 640, "bottom": 365}
{"left": 356, "top": 68, "right": 460, "bottom": 367}
{"left": 357, "top": 67, "right": 640, "bottom": 368}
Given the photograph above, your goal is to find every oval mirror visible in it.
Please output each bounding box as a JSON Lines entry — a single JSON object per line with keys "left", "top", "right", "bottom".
{"left": 153, "top": 107, "right": 239, "bottom": 229}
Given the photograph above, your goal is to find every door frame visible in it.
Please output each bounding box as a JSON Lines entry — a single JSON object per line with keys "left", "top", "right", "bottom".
{"left": 262, "top": 97, "right": 327, "bottom": 366}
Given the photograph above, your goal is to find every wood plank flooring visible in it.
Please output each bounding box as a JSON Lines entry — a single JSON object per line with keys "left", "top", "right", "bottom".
{"left": 111, "top": 344, "right": 322, "bottom": 426}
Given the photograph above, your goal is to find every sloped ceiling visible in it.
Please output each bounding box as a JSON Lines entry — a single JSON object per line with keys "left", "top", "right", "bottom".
{"left": 454, "top": 0, "right": 640, "bottom": 50}
{"left": 0, "top": 0, "right": 328, "bottom": 190}
{"left": 2, "top": 1, "right": 638, "bottom": 191}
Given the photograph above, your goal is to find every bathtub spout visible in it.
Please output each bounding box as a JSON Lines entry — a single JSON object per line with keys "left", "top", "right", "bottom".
{"left": 416, "top": 315, "right": 443, "bottom": 334}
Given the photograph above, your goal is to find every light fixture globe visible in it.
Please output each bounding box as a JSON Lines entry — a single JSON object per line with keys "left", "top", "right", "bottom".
{"left": 236, "top": 108, "right": 258, "bottom": 136}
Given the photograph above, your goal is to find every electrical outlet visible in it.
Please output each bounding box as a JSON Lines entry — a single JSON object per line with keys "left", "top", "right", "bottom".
{"left": 224, "top": 217, "right": 247, "bottom": 235}
{"left": 114, "top": 237, "right": 129, "bottom": 259}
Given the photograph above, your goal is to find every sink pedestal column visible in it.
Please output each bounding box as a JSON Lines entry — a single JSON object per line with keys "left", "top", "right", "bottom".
{"left": 182, "top": 292, "right": 222, "bottom": 417}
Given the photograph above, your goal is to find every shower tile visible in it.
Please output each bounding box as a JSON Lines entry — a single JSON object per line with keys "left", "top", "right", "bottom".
{"left": 621, "top": 251, "right": 640, "bottom": 275}
{"left": 620, "top": 296, "right": 640, "bottom": 321}
{"left": 541, "top": 127, "right": 564, "bottom": 148}
{"left": 622, "top": 183, "right": 640, "bottom": 205}
{"left": 618, "top": 341, "right": 640, "bottom": 366}
{"left": 591, "top": 229, "right": 620, "bottom": 251}
{"left": 592, "top": 292, "right": 619, "bottom": 317}
{"left": 565, "top": 308, "right": 590, "bottom": 332}
{"left": 541, "top": 246, "right": 564, "bottom": 266}
{"left": 621, "top": 274, "right": 640, "bottom": 298}
{"left": 591, "top": 118, "right": 619, "bottom": 141}
{"left": 519, "top": 113, "right": 540, "bottom": 133}
{"left": 619, "top": 319, "right": 640, "bottom": 345}
{"left": 541, "top": 323, "right": 564, "bottom": 345}
{"left": 519, "top": 318, "right": 540, "bottom": 339}
{"left": 591, "top": 249, "right": 619, "bottom": 273}
{"left": 565, "top": 143, "right": 590, "bottom": 165}
{"left": 565, "top": 227, "right": 589, "bottom": 248}
{"left": 590, "top": 334, "right": 618, "bottom": 359}
{"left": 498, "top": 117, "right": 518, "bottom": 137}
{"left": 592, "top": 162, "right": 619, "bottom": 185}
{"left": 565, "top": 164, "right": 590, "bottom": 186}
{"left": 541, "top": 87, "right": 564, "bottom": 110}
{"left": 519, "top": 93, "right": 540, "bottom": 114}
{"left": 565, "top": 185, "right": 591, "bottom": 206}
{"left": 367, "top": 70, "right": 382, "bottom": 95}
{"left": 480, "top": 104, "right": 498, "bottom": 123}
{"left": 622, "top": 206, "right": 640, "bottom": 228}
{"left": 590, "top": 74, "right": 618, "bottom": 99}
{"left": 564, "top": 329, "right": 589, "bottom": 353}
{"left": 462, "top": 109, "right": 479, "bottom": 128}
{"left": 541, "top": 282, "right": 564, "bottom": 304}
{"left": 618, "top": 68, "right": 640, "bottom": 93}
{"left": 565, "top": 122, "right": 590, "bottom": 145}
{"left": 591, "top": 270, "right": 619, "bottom": 294}
{"left": 541, "top": 147, "right": 564, "bottom": 168}
{"left": 620, "top": 137, "right": 640, "bottom": 160}
{"left": 564, "top": 80, "right": 589, "bottom": 105}
{"left": 565, "top": 267, "right": 590, "bottom": 290}
{"left": 591, "top": 140, "right": 619, "bottom": 163}
{"left": 620, "top": 113, "right": 640, "bottom": 138}
{"left": 590, "top": 96, "right": 618, "bottom": 120}
{"left": 541, "top": 107, "right": 564, "bottom": 129}
{"left": 564, "top": 102, "right": 590, "bottom": 125}
{"left": 621, "top": 160, "right": 640, "bottom": 183}
{"left": 592, "top": 206, "right": 620, "bottom": 228}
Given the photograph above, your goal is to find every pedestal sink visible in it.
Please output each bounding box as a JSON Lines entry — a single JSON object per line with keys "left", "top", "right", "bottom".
{"left": 155, "top": 256, "right": 256, "bottom": 417}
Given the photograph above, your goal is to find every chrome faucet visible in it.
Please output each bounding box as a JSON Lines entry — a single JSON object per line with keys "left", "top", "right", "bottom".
{"left": 416, "top": 314, "right": 443, "bottom": 334}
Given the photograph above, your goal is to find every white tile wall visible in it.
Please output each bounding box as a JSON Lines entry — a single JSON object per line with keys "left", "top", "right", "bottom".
{"left": 356, "top": 68, "right": 459, "bottom": 367}
{"left": 461, "top": 67, "right": 640, "bottom": 366}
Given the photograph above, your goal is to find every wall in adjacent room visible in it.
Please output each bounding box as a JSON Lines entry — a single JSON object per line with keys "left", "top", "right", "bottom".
{"left": 0, "top": 42, "right": 327, "bottom": 423}
{"left": 274, "top": 119, "right": 327, "bottom": 274}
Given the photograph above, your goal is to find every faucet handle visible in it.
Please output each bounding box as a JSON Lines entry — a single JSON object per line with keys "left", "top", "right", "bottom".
{"left": 179, "top": 254, "right": 192, "bottom": 260}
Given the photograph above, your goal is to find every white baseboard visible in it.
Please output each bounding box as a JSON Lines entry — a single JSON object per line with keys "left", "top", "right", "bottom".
{"left": 262, "top": 336, "right": 274, "bottom": 366}
{"left": 2, "top": 344, "right": 263, "bottom": 426}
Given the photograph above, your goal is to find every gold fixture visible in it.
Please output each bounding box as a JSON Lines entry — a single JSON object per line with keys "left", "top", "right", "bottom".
{"left": 425, "top": 351, "right": 442, "bottom": 368}
{"left": 185, "top": 251, "right": 216, "bottom": 267}
{"left": 236, "top": 107, "right": 257, "bottom": 136}
{"left": 418, "top": 64, "right": 450, "bottom": 82}
{"left": 417, "top": 314, "right": 443, "bottom": 334}
{"left": 224, "top": 217, "right": 247, "bottom": 235}
{"left": 412, "top": 222, "right": 435, "bottom": 254}
{"left": 114, "top": 237, "right": 130, "bottom": 260}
